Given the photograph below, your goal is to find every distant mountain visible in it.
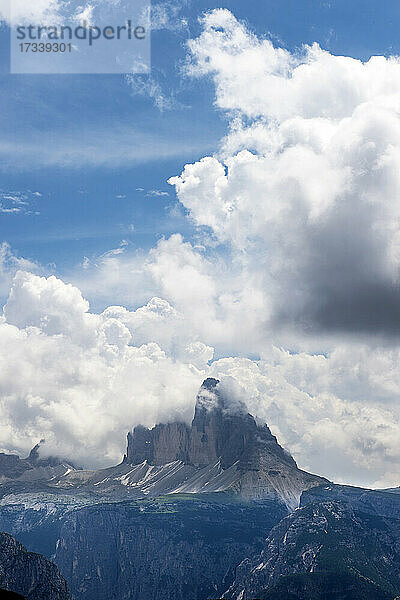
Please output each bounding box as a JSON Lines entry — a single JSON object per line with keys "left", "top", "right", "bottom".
{"left": 122, "top": 378, "right": 326, "bottom": 509}
{"left": 225, "top": 486, "right": 400, "bottom": 600}
{"left": 0, "top": 378, "right": 325, "bottom": 512}
{"left": 0, "top": 441, "right": 74, "bottom": 485}
{"left": 0, "top": 532, "right": 69, "bottom": 600}
{"left": 4, "top": 379, "right": 399, "bottom": 600}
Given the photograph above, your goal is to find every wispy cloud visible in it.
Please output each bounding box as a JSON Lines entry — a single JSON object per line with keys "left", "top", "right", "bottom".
{"left": 146, "top": 189, "right": 170, "bottom": 197}
{"left": 0, "top": 126, "right": 214, "bottom": 171}
{"left": 125, "top": 74, "right": 182, "bottom": 112}
{"left": 0, "top": 190, "right": 41, "bottom": 215}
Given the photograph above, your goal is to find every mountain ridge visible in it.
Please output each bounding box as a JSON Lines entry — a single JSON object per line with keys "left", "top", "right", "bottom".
{"left": 0, "top": 380, "right": 400, "bottom": 600}
{"left": 0, "top": 378, "right": 327, "bottom": 510}
{"left": 122, "top": 377, "right": 326, "bottom": 509}
{"left": 0, "top": 532, "right": 69, "bottom": 600}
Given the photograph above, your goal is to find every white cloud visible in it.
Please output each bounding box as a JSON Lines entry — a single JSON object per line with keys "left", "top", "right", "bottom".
{"left": 0, "top": 271, "right": 211, "bottom": 467}
{"left": 186, "top": 9, "right": 400, "bottom": 121}
{"left": 0, "top": 0, "right": 62, "bottom": 25}
{"left": 73, "top": 3, "right": 94, "bottom": 26}
{"left": 3, "top": 9, "right": 400, "bottom": 490}
{"left": 0, "top": 0, "right": 138, "bottom": 26}
{"left": 147, "top": 189, "right": 170, "bottom": 197}
{"left": 2, "top": 270, "right": 400, "bottom": 487}
{"left": 125, "top": 74, "right": 180, "bottom": 112}
{"left": 0, "top": 125, "right": 210, "bottom": 170}
{"left": 169, "top": 9, "right": 400, "bottom": 340}
{"left": 0, "top": 190, "right": 41, "bottom": 216}
{"left": 210, "top": 349, "right": 400, "bottom": 488}
{"left": 0, "top": 243, "right": 40, "bottom": 300}
{"left": 149, "top": 1, "right": 189, "bottom": 33}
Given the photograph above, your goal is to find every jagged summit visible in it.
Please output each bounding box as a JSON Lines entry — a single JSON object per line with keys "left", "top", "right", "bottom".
{"left": 126, "top": 377, "right": 295, "bottom": 470}
{"left": 0, "top": 379, "right": 327, "bottom": 510}
{"left": 200, "top": 376, "right": 219, "bottom": 390}
{"left": 123, "top": 378, "right": 326, "bottom": 508}
{"left": 0, "top": 441, "right": 73, "bottom": 481}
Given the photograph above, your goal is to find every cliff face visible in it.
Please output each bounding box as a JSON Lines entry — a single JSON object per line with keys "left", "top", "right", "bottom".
{"left": 0, "top": 591, "right": 26, "bottom": 599}
{"left": 126, "top": 377, "right": 283, "bottom": 470}
{"left": 125, "top": 378, "right": 326, "bottom": 509}
{"left": 126, "top": 422, "right": 191, "bottom": 466}
{"left": 2, "top": 380, "right": 400, "bottom": 600}
{"left": 54, "top": 495, "right": 287, "bottom": 600}
{"left": 0, "top": 379, "right": 325, "bottom": 511}
{"left": 0, "top": 532, "right": 69, "bottom": 600}
{"left": 125, "top": 375, "right": 287, "bottom": 471}
{"left": 189, "top": 378, "right": 295, "bottom": 470}
{"left": 225, "top": 494, "right": 400, "bottom": 600}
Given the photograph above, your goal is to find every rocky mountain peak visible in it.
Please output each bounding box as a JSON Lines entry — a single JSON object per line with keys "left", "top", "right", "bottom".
{"left": 122, "top": 378, "right": 327, "bottom": 508}
{"left": 0, "top": 441, "right": 75, "bottom": 482}
{"left": 126, "top": 378, "right": 295, "bottom": 470}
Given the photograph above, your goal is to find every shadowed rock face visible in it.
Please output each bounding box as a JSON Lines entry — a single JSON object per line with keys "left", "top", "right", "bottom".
{"left": 126, "top": 422, "right": 191, "bottom": 465}
{"left": 54, "top": 494, "right": 287, "bottom": 600}
{"left": 0, "top": 379, "right": 325, "bottom": 510}
{"left": 125, "top": 378, "right": 326, "bottom": 509}
{"left": 0, "top": 590, "right": 26, "bottom": 599}
{"left": 126, "top": 377, "right": 294, "bottom": 470}
{"left": 225, "top": 496, "right": 400, "bottom": 600}
{"left": 0, "top": 532, "right": 69, "bottom": 600}
{"left": 190, "top": 378, "right": 297, "bottom": 471}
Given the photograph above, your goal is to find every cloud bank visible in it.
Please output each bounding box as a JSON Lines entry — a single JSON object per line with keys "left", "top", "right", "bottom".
{"left": 0, "top": 271, "right": 211, "bottom": 468}
{"left": 2, "top": 10, "right": 400, "bottom": 488}
{"left": 170, "top": 9, "right": 400, "bottom": 339}
{"left": 2, "top": 269, "right": 400, "bottom": 487}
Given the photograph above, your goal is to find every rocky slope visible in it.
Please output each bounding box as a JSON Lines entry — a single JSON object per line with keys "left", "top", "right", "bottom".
{"left": 0, "top": 442, "right": 74, "bottom": 487}
{"left": 123, "top": 378, "right": 326, "bottom": 509}
{"left": 3, "top": 378, "right": 384, "bottom": 600}
{"left": 0, "top": 379, "right": 326, "bottom": 511}
{"left": 225, "top": 492, "right": 400, "bottom": 599}
{"left": 54, "top": 494, "right": 286, "bottom": 600}
{"left": 256, "top": 573, "right": 395, "bottom": 600}
{"left": 0, "top": 532, "right": 69, "bottom": 600}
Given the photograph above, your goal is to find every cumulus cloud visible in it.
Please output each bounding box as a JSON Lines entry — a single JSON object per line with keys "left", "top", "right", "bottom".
{"left": 3, "top": 9, "right": 400, "bottom": 490}
{"left": 3, "top": 269, "right": 400, "bottom": 487}
{"left": 0, "top": 243, "right": 40, "bottom": 301}
{"left": 211, "top": 349, "right": 400, "bottom": 488}
{"left": 2, "top": 266, "right": 400, "bottom": 486}
{"left": 72, "top": 233, "right": 270, "bottom": 356}
{"left": 0, "top": 271, "right": 211, "bottom": 468}
{"left": 169, "top": 9, "right": 400, "bottom": 339}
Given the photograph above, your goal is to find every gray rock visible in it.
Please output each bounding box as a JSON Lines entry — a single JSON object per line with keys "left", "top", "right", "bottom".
{"left": 0, "top": 532, "right": 69, "bottom": 600}
{"left": 54, "top": 495, "right": 287, "bottom": 600}
{"left": 225, "top": 497, "right": 400, "bottom": 599}
{"left": 124, "top": 378, "right": 327, "bottom": 509}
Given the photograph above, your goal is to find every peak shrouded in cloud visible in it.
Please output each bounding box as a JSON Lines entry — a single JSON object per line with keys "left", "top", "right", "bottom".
{"left": 2, "top": 269, "right": 400, "bottom": 487}
{"left": 0, "top": 270, "right": 212, "bottom": 468}
{"left": 2, "top": 9, "right": 400, "bottom": 489}
{"left": 3, "top": 267, "right": 400, "bottom": 487}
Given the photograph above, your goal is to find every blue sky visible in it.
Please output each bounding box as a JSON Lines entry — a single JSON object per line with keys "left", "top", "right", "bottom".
{"left": 4, "top": 0, "right": 400, "bottom": 483}
{"left": 1, "top": 0, "right": 400, "bottom": 305}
